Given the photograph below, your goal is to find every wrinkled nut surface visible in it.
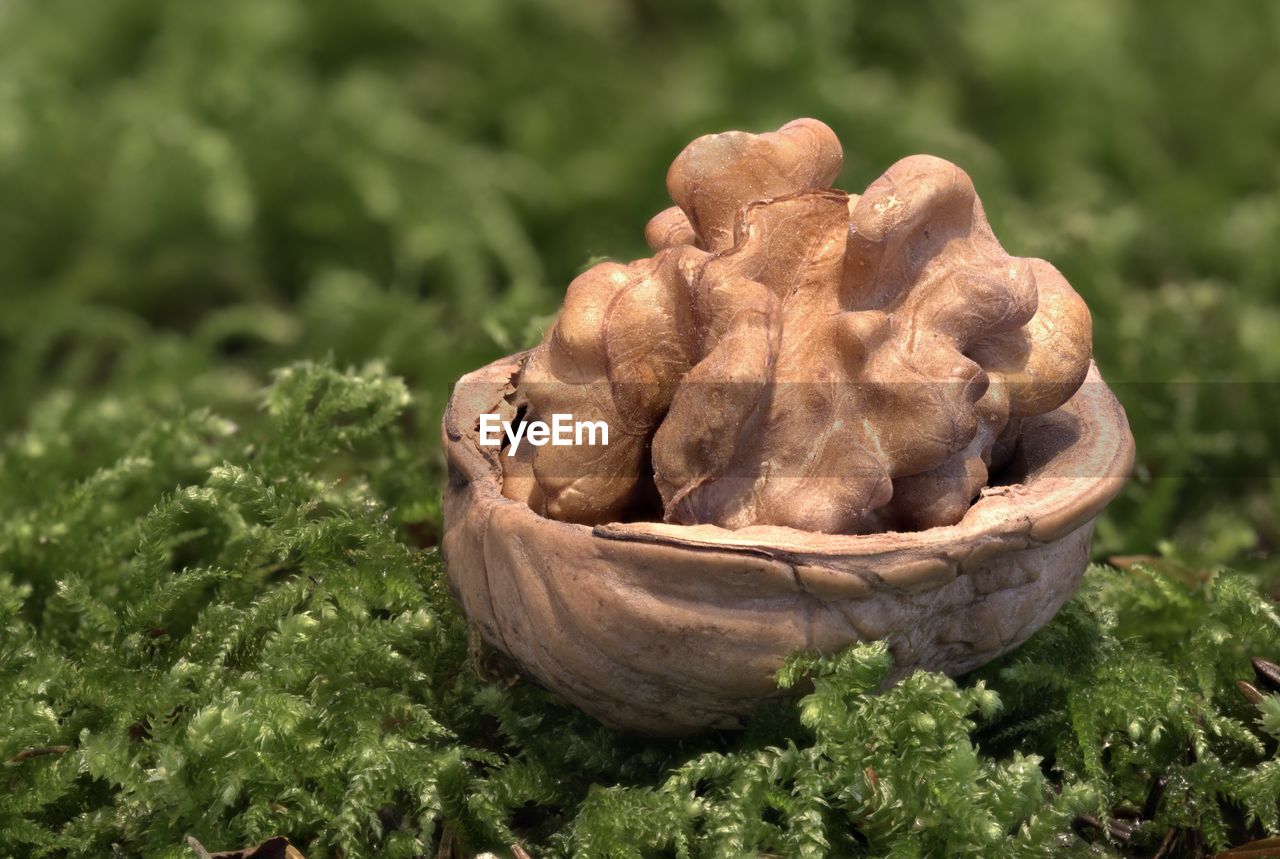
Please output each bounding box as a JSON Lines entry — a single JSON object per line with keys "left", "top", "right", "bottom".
{"left": 502, "top": 118, "right": 1093, "bottom": 534}
{"left": 443, "top": 119, "right": 1134, "bottom": 735}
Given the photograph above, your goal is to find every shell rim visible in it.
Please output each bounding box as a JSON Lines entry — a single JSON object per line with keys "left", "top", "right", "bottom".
{"left": 443, "top": 349, "right": 1135, "bottom": 591}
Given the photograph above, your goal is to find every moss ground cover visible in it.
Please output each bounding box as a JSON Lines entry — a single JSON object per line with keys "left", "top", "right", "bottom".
{"left": 2, "top": 1, "right": 1279, "bottom": 855}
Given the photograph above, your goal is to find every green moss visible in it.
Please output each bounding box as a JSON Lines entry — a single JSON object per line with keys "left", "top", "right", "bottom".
{"left": 1, "top": 0, "right": 1279, "bottom": 854}
{"left": 1, "top": 1, "right": 1279, "bottom": 574}
{"left": 2, "top": 364, "right": 1277, "bottom": 856}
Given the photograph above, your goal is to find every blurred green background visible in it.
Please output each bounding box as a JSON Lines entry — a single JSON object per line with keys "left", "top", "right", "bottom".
{"left": 2, "top": 0, "right": 1279, "bottom": 573}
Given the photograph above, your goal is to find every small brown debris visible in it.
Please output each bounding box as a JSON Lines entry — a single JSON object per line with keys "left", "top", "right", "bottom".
{"left": 1073, "top": 813, "right": 1133, "bottom": 844}
{"left": 1142, "top": 773, "right": 1168, "bottom": 821}
{"left": 186, "top": 835, "right": 306, "bottom": 859}
{"left": 434, "top": 823, "right": 457, "bottom": 859}
{"left": 10, "top": 745, "right": 70, "bottom": 763}
{"left": 1216, "top": 835, "right": 1280, "bottom": 858}
{"left": 1238, "top": 680, "right": 1266, "bottom": 706}
{"left": 1251, "top": 657, "right": 1280, "bottom": 694}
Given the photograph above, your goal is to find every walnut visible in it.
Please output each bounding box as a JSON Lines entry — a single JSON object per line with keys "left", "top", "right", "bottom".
{"left": 501, "top": 119, "right": 1091, "bottom": 534}
{"left": 442, "top": 120, "right": 1133, "bottom": 735}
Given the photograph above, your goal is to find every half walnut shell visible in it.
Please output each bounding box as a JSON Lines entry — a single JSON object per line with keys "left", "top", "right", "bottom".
{"left": 442, "top": 352, "right": 1134, "bottom": 736}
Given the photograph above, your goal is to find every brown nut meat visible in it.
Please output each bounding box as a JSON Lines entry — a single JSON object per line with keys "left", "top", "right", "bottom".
{"left": 500, "top": 119, "right": 1092, "bottom": 534}
{"left": 442, "top": 119, "right": 1133, "bottom": 734}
